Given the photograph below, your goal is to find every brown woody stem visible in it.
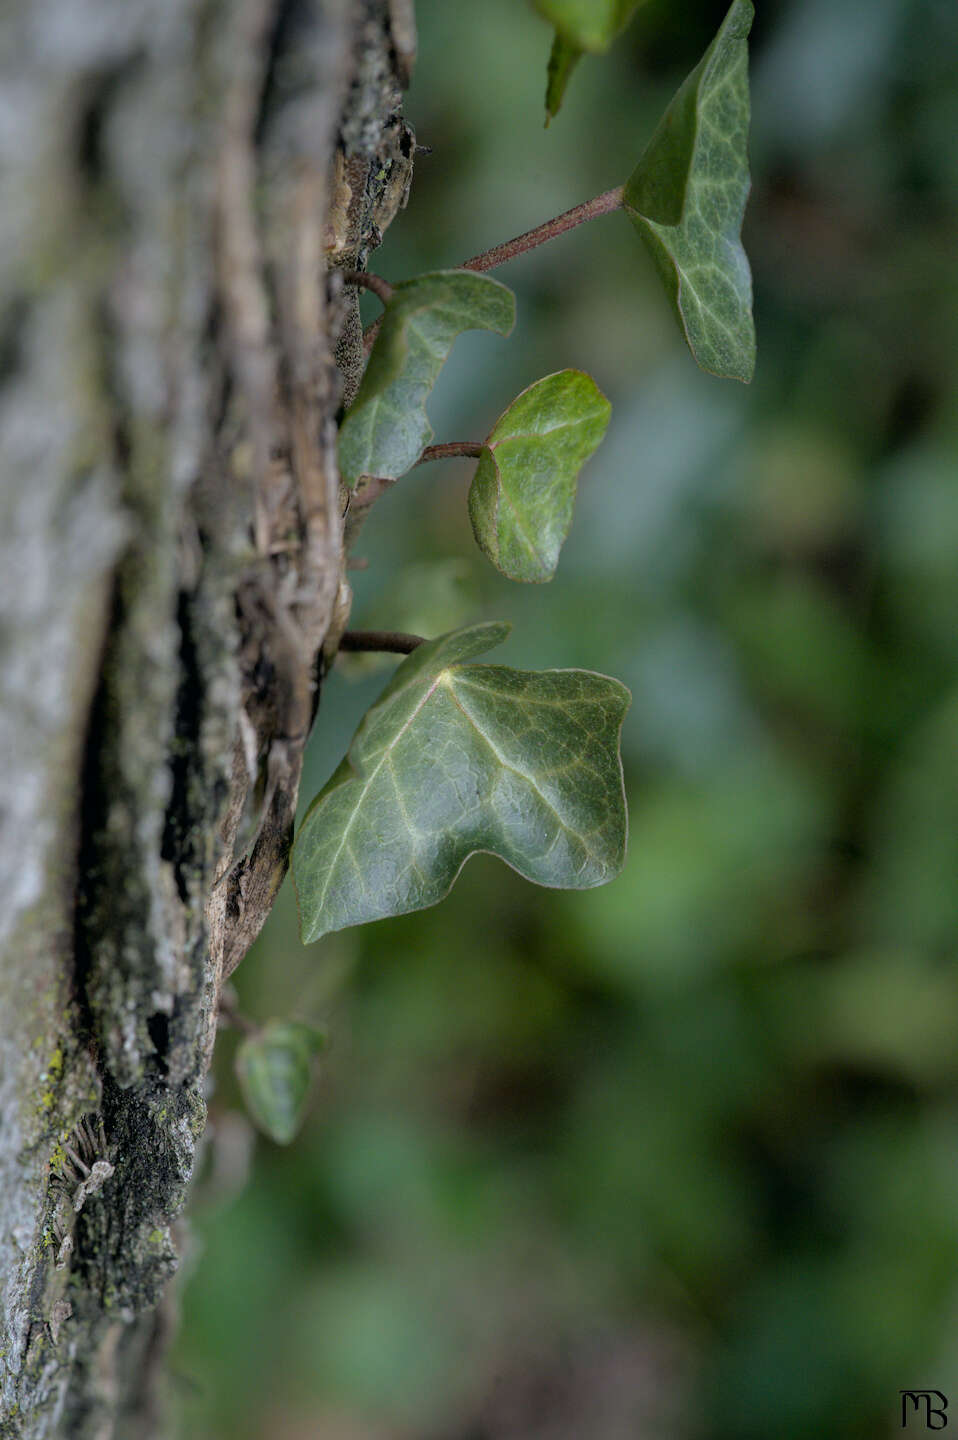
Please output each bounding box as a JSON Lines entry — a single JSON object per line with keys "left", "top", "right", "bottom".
{"left": 417, "top": 442, "right": 484, "bottom": 463}
{"left": 460, "top": 185, "right": 624, "bottom": 273}
{"left": 339, "top": 630, "right": 425, "bottom": 655}
{"left": 342, "top": 268, "right": 394, "bottom": 304}
{"left": 362, "top": 186, "right": 624, "bottom": 354}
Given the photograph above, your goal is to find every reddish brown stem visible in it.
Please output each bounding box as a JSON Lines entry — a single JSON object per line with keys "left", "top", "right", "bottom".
{"left": 362, "top": 186, "right": 624, "bottom": 354}
{"left": 341, "top": 268, "right": 394, "bottom": 304}
{"left": 417, "top": 442, "right": 484, "bottom": 463}
{"left": 460, "top": 185, "right": 624, "bottom": 273}
{"left": 339, "top": 630, "right": 425, "bottom": 655}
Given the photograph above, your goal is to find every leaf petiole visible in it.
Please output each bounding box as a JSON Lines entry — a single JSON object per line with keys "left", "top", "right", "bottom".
{"left": 339, "top": 629, "right": 426, "bottom": 655}
{"left": 360, "top": 188, "right": 622, "bottom": 353}
{"left": 460, "top": 185, "right": 623, "bottom": 274}
{"left": 341, "top": 268, "right": 394, "bottom": 304}
{"left": 417, "top": 442, "right": 484, "bottom": 463}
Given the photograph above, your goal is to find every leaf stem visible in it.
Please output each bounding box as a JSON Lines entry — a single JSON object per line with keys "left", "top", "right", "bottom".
{"left": 218, "top": 987, "right": 259, "bottom": 1037}
{"left": 417, "top": 442, "right": 484, "bottom": 463}
{"left": 460, "top": 185, "right": 624, "bottom": 273}
{"left": 339, "top": 630, "right": 425, "bottom": 655}
{"left": 342, "top": 268, "right": 394, "bottom": 305}
{"left": 362, "top": 186, "right": 624, "bottom": 354}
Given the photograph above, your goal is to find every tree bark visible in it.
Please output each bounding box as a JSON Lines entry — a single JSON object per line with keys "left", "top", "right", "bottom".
{"left": 0, "top": 1, "right": 413, "bottom": 1433}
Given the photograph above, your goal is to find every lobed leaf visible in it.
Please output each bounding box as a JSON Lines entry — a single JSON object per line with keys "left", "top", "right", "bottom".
{"left": 468, "top": 370, "right": 611, "bottom": 582}
{"left": 622, "top": 0, "right": 755, "bottom": 382}
{"left": 339, "top": 271, "right": 515, "bottom": 486}
{"left": 235, "top": 1020, "right": 328, "bottom": 1145}
{"left": 293, "top": 623, "right": 630, "bottom": 942}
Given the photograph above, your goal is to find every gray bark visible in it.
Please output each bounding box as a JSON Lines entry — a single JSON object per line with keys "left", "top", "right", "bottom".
{"left": 0, "top": 1, "right": 412, "bottom": 1433}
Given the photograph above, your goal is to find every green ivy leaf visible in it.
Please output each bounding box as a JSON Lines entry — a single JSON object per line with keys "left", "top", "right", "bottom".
{"left": 468, "top": 370, "right": 611, "bottom": 583}
{"left": 293, "top": 623, "right": 630, "bottom": 942}
{"left": 538, "top": 0, "right": 645, "bottom": 119}
{"left": 339, "top": 271, "right": 516, "bottom": 486}
{"left": 622, "top": 0, "right": 755, "bottom": 382}
{"left": 235, "top": 1020, "right": 327, "bottom": 1145}
{"left": 544, "top": 32, "right": 584, "bottom": 123}
{"left": 536, "top": 0, "right": 643, "bottom": 53}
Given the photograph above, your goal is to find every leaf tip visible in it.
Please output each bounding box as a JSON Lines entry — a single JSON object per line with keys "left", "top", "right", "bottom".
{"left": 544, "top": 31, "right": 583, "bottom": 122}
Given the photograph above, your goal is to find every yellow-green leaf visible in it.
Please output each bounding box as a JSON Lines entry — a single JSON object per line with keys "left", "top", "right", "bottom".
{"left": 468, "top": 370, "right": 611, "bottom": 583}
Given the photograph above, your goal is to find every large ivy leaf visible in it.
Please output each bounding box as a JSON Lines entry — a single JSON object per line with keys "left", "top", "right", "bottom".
{"left": 622, "top": 0, "right": 755, "bottom": 382}
{"left": 339, "top": 271, "right": 515, "bottom": 485}
{"left": 293, "top": 623, "right": 630, "bottom": 942}
{"left": 468, "top": 370, "right": 610, "bottom": 582}
{"left": 235, "top": 1020, "right": 327, "bottom": 1145}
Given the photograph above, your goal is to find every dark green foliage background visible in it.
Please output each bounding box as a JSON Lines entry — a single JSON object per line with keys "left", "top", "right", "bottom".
{"left": 175, "top": 1, "right": 958, "bottom": 1435}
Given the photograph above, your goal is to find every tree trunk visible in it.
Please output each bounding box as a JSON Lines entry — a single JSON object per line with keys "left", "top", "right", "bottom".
{"left": 0, "top": 1, "right": 413, "bottom": 1433}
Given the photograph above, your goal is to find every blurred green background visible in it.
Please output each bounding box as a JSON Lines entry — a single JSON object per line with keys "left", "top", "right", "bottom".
{"left": 174, "top": 1, "right": 958, "bottom": 1435}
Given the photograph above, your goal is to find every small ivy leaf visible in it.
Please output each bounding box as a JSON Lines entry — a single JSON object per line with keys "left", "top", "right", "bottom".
{"left": 536, "top": 0, "right": 643, "bottom": 53}
{"left": 235, "top": 1020, "right": 327, "bottom": 1145}
{"left": 538, "top": 1, "right": 645, "bottom": 120}
{"left": 622, "top": 0, "right": 755, "bottom": 383}
{"left": 545, "top": 33, "right": 583, "bottom": 124}
{"left": 468, "top": 370, "right": 611, "bottom": 583}
{"left": 293, "top": 622, "right": 630, "bottom": 943}
{"left": 339, "top": 271, "right": 516, "bottom": 486}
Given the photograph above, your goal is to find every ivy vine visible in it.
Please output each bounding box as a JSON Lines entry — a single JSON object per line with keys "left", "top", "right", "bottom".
{"left": 236, "top": 0, "right": 756, "bottom": 1141}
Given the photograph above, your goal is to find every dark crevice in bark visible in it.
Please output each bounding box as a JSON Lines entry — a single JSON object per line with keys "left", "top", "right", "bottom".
{"left": 254, "top": 0, "right": 302, "bottom": 148}
{"left": 71, "top": 575, "right": 124, "bottom": 1057}
{"left": 63, "top": 574, "right": 193, "bottom": 1426}
{"left": 0, "top": 297, "right": 29, "bottom": 382}
{"left": 161, "top": 590, "right": 203, "bottom": 907}
{"left": 73, "top": 63, "right": 139, "bottom": 187}
{"left": 145, "top": 1014, "right": 171, "bottom": 1073}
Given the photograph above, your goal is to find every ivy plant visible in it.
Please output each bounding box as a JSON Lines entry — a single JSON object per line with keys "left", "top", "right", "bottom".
{"left": 234, "top": 0, "right": 756, "bottom": 1142}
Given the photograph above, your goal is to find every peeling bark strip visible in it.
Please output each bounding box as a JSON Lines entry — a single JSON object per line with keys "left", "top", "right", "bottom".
{"left": 0, "top": 1, "right": 414, "bottom": 1434}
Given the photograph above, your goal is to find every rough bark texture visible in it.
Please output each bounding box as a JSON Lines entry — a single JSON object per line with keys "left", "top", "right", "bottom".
{"left": 0, "top": 1, "right": 413, "bottom": 1434}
